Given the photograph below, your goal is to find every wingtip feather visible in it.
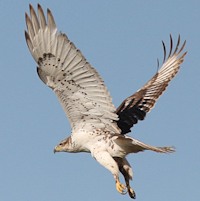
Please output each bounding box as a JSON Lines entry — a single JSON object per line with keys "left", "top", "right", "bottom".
{"left": 47, "top": 8, "right": 57, "bottom": 31}
{"left": 37, "top": 3, "right": 46, "bottom": 29}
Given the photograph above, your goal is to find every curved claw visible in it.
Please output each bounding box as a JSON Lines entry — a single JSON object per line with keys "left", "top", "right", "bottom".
{"left": 116, "top": 179, "right": 127, "bottom": 195}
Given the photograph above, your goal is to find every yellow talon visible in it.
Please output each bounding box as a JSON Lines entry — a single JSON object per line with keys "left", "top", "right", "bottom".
{"left": 116, "top": 179, "right": 127, "bottom": 195}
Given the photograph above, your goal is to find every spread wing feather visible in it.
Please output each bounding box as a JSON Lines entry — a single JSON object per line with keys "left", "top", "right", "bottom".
{"left": 116, "top": 35, "right": 187, "bottom": 134}
{"left": 25, "top": 4, "right": 120, "bottom": 133}
{"left": 25, "top": 4, "right": 187, "bottom": 136}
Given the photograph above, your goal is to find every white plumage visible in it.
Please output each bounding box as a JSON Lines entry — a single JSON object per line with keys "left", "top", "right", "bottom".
{"left": 25, "top": 4, "right": 187, "bottom": 199}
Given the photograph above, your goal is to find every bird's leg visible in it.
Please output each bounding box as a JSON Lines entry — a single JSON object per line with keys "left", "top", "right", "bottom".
{"left": 114, "top": 175, "right": 127, "bottom": 195}
{"left": 118, "top": 166, "right": 136, "bottom": 198}
{"left": 91, "top": 150, "right": 127, "bottom": 195}
{"left": 123, "top": 173, "right": 136, "bottom": 199}
{"left": 114, "top": 157, "right": 136, "bottom": 199}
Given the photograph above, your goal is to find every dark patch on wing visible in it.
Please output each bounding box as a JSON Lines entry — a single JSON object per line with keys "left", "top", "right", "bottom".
{"left": 116, "top": 90, "right": 147, "bottom": 134}
{"left": 116, "top": 35, "right": 187, "bottom": 135}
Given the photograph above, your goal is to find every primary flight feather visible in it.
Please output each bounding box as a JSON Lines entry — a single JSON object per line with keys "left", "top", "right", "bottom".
{"left": 25, "top": 4, "right": 186, "bottom": 199}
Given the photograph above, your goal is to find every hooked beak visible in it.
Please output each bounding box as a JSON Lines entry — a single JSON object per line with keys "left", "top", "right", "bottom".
{"left": 53, "top": 145, "right": 62, "bottom": 153}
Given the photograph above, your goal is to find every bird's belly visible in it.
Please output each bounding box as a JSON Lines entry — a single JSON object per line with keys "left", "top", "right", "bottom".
{"left": 72, "top": 129, "right": 126, "bottom": 157}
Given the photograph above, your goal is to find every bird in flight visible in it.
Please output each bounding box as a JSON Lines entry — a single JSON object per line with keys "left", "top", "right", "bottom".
{"left": 25, "top": 4, "right": 186, "bottom": 199}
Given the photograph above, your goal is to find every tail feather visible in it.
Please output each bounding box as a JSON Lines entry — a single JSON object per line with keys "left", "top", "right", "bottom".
{"left": 114, "top": 136, "right": 175, "bottom": 154}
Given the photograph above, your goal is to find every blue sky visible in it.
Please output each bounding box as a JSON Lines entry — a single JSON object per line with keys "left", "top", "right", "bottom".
{"left": 1, "top": 1, "right": 199, "bottom": 201}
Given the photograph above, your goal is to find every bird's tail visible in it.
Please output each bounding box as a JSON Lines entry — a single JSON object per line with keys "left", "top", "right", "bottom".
{"left": 114, "top": 135, "right": 175, "bottom": 154}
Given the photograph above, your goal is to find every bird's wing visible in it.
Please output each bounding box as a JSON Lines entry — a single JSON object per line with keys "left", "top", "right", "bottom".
{"left": 25, "top": 4, "right": 120, "bottom": 133}
{"left": 116, "top": 35, "right": 187, "bottom": 134}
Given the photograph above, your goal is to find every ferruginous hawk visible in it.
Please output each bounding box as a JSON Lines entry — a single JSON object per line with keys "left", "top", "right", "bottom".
{"left": 25, "top": 4, "right": 187, "bottom": 199}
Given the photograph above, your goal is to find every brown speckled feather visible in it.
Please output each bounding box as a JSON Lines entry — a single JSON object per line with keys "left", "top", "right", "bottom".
{"left": 116, "top": 35, "right": 187, "bottom": 134}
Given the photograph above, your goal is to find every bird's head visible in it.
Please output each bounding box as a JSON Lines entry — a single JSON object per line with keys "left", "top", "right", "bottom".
{"left": 54, "top": 143, "right": 64, "bottom": 153}
{"left": 54, "top": 137, "right": 73, "bottom": 153}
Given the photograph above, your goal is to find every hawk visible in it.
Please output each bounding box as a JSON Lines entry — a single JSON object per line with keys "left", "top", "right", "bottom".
{"left": 25, "top": 4, "right": 186, "bottom": 199}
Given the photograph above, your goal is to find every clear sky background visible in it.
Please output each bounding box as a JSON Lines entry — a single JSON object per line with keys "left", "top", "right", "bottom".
{"left": 0, "top": 1, "right": 199, "bottom": 201}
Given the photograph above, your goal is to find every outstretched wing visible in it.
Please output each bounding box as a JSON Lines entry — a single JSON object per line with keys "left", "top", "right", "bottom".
{"left": 116, "top": 35, "right": 187, "bottom": 134}
{"left": 25, "top": 4, "right": 120, "bottom": 133}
